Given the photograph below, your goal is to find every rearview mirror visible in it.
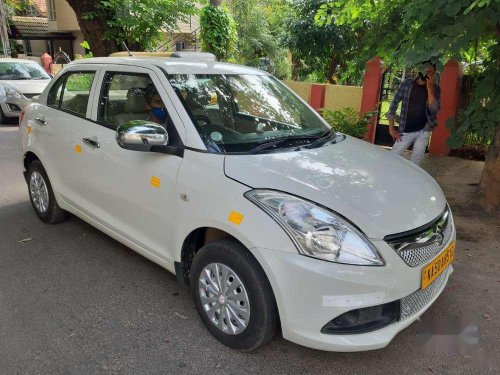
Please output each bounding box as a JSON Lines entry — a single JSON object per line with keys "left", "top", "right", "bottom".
{"left": 116, "top": 121, "right": 168, "bottom": 152}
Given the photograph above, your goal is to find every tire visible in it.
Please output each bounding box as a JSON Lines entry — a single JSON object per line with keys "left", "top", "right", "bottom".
{"left": 190, "top": 238, "right": 279, "bottom": 351}
{"left": 0, "top": 107, "right": 8, "bottom": 124}
{"left": 27, "top": 160, "right": 68, "bottom": 224}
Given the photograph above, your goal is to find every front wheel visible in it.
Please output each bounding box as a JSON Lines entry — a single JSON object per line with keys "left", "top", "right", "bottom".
{"left": 190, "top": 239, "right": 279, "bottom": 351}
{"left": 27, "top": 160, "right": 68, "bottom": 224}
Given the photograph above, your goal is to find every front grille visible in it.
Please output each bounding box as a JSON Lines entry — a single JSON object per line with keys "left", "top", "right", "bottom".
{"left": 386, "top": 207, "right": 454, "bottom": 267}
{"left": 400, "top": 266, "right": 449, "bottom": 320}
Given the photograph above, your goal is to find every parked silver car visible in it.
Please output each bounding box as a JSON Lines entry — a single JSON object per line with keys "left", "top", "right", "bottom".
{"left": 0, "top": 58, "right": 51, "bottom": 123}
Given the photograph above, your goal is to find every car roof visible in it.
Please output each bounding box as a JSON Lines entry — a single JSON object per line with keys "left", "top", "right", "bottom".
{"left": 69, "top": 56, "right": 269, "bottom": 76}
{"left": 0, "top": 58, "right": 42, "bottom": 64}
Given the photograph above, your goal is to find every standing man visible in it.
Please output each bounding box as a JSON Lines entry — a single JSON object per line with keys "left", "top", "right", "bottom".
{"left": 387, "top": 61, "right": 441, "bottom": 165}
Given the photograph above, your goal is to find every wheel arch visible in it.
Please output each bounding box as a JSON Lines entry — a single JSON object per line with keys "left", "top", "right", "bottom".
{"left": 23, "top": 151, "right": 41, "bottom": 181}
{"left": 177, "top": 226, "right": 281, "bottom": 330}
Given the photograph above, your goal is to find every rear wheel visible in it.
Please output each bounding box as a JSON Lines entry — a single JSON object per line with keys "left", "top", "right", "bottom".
{"left": 27, "top": 160, "right": 68, "bottom": 224}
{"left": 190, "top": 238, "right": 278, "bottom": 351}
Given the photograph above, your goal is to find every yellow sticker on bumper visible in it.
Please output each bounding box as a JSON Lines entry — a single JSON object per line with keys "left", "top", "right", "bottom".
{"left": 151, "top": 176, "right": 161, "bottom": 188}
{"left": 228, "top": 210, "right": 243, "bottom": 225}
{"left": 75, "top": 144, "right": 82, "bottom": 153}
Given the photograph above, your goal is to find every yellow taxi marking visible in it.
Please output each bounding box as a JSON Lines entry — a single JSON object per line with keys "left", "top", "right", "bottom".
{"left": 421, "top": 241, "right": 455, "bottom": 289}
{"left": 228, "top": 210, "right": 244, "bottom": 225}
{"left": 151, "top": 176, "right": 161, "bottom": 188}
{"left": 27, "top": 126, "right": 32, "bottom": 134}
{"left": 75, "top": 144, "right": 82, "bottom": 153}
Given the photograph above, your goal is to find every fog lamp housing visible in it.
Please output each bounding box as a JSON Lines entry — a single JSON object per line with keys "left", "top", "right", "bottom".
{"left": 321, "top": 301, "right": 400, "bottom": 334}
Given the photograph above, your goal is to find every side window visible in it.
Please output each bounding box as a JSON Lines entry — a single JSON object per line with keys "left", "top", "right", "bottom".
{"left": 47, "top": 74, "right": 66, "bottom": 107}
{"left": 60, "top": 72, "right": 95, "bottom": 117}
{"left": 98, "top": 72, "right": 169, "bottom": 130}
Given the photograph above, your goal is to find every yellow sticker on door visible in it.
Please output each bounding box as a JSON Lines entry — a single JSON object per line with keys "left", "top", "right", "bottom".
{"left": 228, "top": 210, "right": 244, "bottom": 225}
{"left": 75, "top": 144, "right": 82, "bottom": 153}
{"left": 151, "top": 176, "right": 161, "bottom": 188}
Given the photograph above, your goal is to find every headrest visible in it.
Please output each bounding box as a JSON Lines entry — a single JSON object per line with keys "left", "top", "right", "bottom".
{"left": 124, "top": 88, "right": 147, "bottom": 113}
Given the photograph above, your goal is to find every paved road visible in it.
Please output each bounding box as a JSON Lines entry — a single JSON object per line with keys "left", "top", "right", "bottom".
{"left": 1, "top": 124, "right": 498, "bottom": 374}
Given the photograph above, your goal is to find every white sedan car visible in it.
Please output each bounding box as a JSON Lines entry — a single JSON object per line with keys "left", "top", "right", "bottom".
{"left": 0, "top": 58, "right": 51, "bottom": 123}
{"left": 19, "top": 53, "right": 455, "bottom": 352}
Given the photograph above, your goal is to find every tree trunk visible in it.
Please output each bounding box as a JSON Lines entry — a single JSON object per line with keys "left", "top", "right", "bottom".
{"left": 477, "top": 125, "right": 500, "bottom": 212}
{"left": 66, "top": 0, "right": 117, "bottom": 57}
{"left": 210, "top": 0, "right": 222, "bottom": 6}
{"left": 327, "top": 57, "right": 337, "bottom": 84}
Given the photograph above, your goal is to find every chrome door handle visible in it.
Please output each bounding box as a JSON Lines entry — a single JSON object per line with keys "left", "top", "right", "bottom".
{"left": 82, "top": 137, "right": 100, "bottom": 148}
{"left": 35, "top": 117, "right": 46, "bottom": 125}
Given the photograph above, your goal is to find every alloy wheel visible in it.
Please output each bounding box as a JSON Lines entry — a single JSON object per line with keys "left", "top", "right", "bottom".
{"left": 198, "top": 263, "right": 251, "bottom": 335}
{"left": 30, "top": 171, "right": 49, "bottom": 213}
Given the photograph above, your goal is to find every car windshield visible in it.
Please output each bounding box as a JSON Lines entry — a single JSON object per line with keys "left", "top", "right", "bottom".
{"left": 167, "top": 73, "right": 329, "bottom": 153}
{"left": 0, "top": 61, "right": 51, "bottom": 80}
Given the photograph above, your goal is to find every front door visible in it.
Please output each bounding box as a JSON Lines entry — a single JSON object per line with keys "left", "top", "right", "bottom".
{"left": 77, "top": 68, "right": 184, "bottom": 261}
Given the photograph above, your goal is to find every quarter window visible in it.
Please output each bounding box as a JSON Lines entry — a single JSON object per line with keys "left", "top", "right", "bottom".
{"left": 47, "top": 75, "right": 65, "bottom": 107}
{"left": 60, "top": 72, "right": 95, "bottom": 117}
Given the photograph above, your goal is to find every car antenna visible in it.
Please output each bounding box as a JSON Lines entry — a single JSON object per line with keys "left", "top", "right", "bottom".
{"left": 121, "top": 42, "right": 133, "bottom": 57}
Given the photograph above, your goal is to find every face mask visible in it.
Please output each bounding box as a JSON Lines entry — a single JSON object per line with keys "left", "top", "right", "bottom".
{"left": 151, "top": 107, "right": 167, "bottom": 122}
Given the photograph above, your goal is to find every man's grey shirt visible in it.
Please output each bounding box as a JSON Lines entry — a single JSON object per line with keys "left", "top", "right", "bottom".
{"left": 386, "top": 78, "right": 441, "bottom": 133}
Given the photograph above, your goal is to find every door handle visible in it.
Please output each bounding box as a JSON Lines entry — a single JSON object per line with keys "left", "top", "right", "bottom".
{"left": 34, "top": 117, "right": 46, "bottom": 125}
{"left": 82, "top": 137, "right": 100, "bottom": 148}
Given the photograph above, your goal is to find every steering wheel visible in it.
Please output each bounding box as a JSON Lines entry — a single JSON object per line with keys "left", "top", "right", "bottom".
{"left": 193, "top": 115, "right": 212, "bottom": 126}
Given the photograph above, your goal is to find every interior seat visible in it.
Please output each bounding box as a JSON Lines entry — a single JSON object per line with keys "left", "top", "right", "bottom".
{"left": 114, "top": 88, "right": 149, "bottom": 126}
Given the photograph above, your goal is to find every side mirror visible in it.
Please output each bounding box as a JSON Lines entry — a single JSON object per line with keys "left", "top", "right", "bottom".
{"left": 116, "top": 121, "right": 168, "bottom": 152}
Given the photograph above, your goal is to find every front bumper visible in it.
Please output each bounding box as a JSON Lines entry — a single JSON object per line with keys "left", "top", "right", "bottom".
{"left": 251, "top": 235, "right": 455, "bottom": 352}
{"left": 1, "top": 97, "right": 30, "bottom": 118}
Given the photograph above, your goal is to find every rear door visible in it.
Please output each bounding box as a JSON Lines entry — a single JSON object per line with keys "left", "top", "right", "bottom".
{"left": 76, "top": 66, "right": 185, "bottom": 261}
{"left": 32, "top": 67, "right": 100, "bottom": 207}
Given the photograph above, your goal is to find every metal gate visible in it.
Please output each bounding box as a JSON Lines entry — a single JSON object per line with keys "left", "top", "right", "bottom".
{"left": 374, "top": 67, "right": 406, "bottom": 146}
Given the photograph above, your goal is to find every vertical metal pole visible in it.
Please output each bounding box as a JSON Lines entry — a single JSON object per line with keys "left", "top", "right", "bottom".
{"left": 0, "top": 0, "right": 11, "bottom": 57}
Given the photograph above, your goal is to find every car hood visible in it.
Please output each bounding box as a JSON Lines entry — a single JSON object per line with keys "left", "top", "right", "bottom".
{"left": 224, "top": 136, "right": 446, "bottom": 239}
{"left": 0, "top": 79, "right": 50, "bottom": 95}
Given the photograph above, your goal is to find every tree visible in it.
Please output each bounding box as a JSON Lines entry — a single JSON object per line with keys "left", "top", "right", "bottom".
{"left": 66, "top": 0, "right": 115, "bottom": 57}
{"left": 228, "top": 0, "right": 276, "bottom": 66}
{"left": 97, "top": 0, "right": 195, "bottom": 51}
{"left": 282, "top": 0, "right": 359, "bottom": 84}
{"left": 66, "top": 0, "right": 196, "bottom": 56}
{"left": 199, "top": 1, "right": 237, "bottom": 60}
{"left": 317, "top": 0, "right": 500, "bottom": 211}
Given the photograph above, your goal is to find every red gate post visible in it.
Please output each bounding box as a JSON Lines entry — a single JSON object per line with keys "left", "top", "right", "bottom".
{"left": 361, "top": 56, "right": 385, "bottom": 143}
{"left": 309, "top": 83, "right": 326, "bottom": 112}
{"left": 429, "top": 60, "right": 463, "bottom": 155}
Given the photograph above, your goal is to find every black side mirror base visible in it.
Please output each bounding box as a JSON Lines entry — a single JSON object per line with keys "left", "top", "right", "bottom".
{"left": 150, "top": 145, "right": 184, "bottom": 158}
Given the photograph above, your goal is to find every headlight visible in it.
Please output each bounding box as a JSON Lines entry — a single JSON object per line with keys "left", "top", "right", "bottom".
{"left": 245, "top": 190, "right": 384, "bottom": 266}
{"left": 5, "top": 86, "right": 23, "bottom": 99}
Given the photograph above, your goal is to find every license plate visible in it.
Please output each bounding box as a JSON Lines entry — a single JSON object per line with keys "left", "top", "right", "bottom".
{"left": 421, "top": 241, "right": 455, "bottom": 289}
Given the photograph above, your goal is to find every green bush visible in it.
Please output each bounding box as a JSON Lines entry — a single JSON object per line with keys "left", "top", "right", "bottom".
{"left": 200, "top": 4, "right": 238, "bottom": 61}
{"left": 322, "top": 107, "right": 377, "bottom": 138}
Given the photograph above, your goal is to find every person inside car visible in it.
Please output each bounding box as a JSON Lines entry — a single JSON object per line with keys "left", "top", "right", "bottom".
{"left": 145, "top": 84, "right": 168, "bottom": 125}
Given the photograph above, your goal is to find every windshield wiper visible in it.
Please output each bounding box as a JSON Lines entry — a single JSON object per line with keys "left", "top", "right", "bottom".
{"left": 305, "top": 128, "right": 336, "bottom": 149}
{"left": 247, "top": 134, "right": 319, "bottom": 154}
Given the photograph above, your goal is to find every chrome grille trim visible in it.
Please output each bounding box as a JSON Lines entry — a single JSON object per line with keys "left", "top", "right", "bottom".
{"left": 400, "top": 267, "right": 449, "bottom": 321}
{"left": 386, "top": 208, "right": 454, "bottom": 267}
